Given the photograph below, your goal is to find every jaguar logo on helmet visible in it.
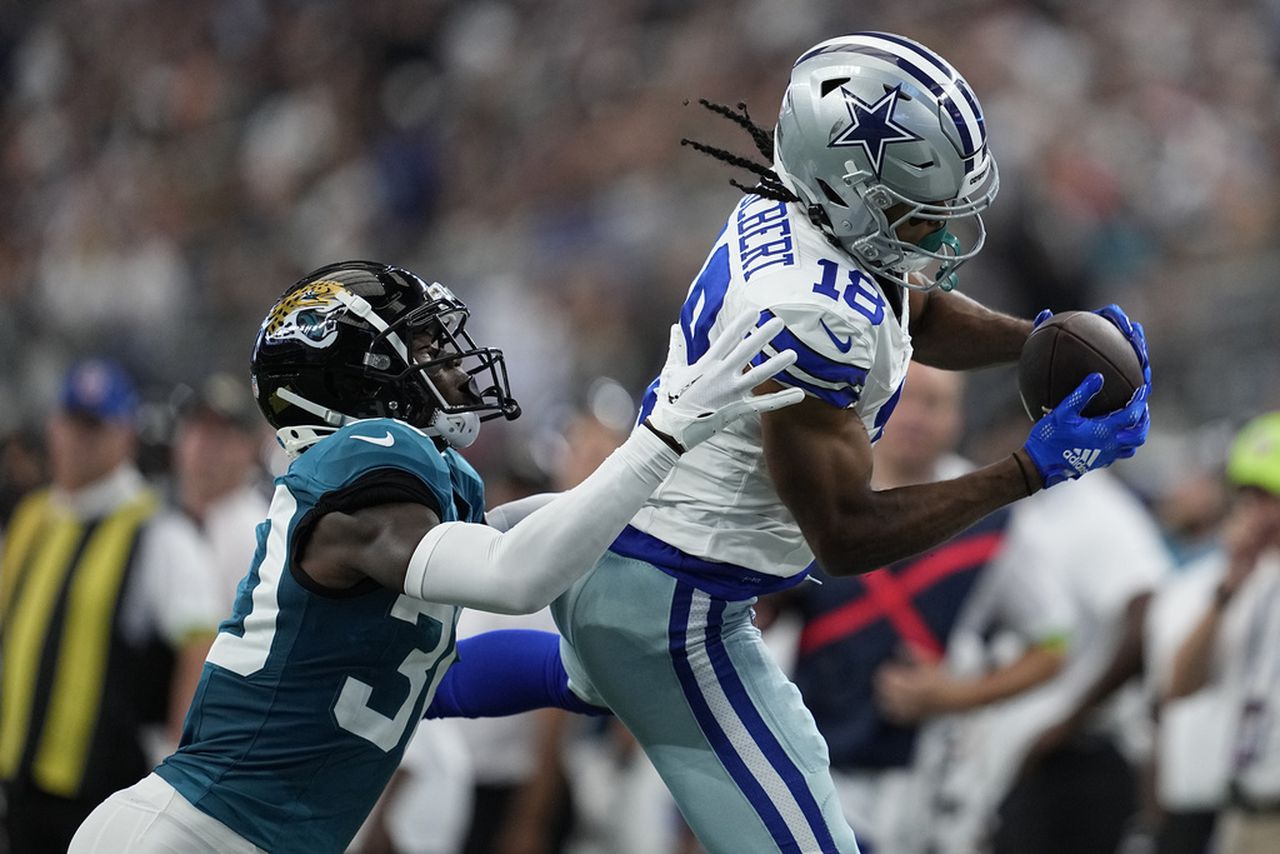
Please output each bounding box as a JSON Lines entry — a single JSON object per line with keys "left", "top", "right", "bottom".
{"left": 251, "top": 261, "right": 521, "bottom": 458}
{"left": 262, "top": 280, "right": 347, "bottom": 349}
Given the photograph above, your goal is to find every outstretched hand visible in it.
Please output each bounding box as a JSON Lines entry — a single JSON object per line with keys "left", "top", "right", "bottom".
{"left": 645, "top": 312, "right": 804, "bottom": 452}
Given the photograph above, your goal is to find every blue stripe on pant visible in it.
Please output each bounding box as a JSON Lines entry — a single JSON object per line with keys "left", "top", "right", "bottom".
{"left": 671, "top": 585, "right": 840, "bottom": 853}
{"left": 669, "top": 585, "right": 802, "bottom": 850}
{"left": 553, "top": 550, "right": 859, "bottom": 853}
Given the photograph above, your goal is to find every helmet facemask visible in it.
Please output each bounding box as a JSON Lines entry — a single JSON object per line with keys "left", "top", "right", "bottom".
{"left": 839, "top": 154, "right": 999, "bottom": 292}
{"left": 371, "top": 286, "right": 521, "bottom": 448}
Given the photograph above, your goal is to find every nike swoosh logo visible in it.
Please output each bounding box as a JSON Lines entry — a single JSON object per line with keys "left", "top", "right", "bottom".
{"left": 351, "top": 432, "right": 395, "bottom": 447}
{"left": 819, "top": 319, "right": 853, "bottom": 353}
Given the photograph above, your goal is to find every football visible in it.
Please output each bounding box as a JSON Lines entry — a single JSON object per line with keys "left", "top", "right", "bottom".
{"left": 1018, "top": 311, "right": 1144, "bottom": 419}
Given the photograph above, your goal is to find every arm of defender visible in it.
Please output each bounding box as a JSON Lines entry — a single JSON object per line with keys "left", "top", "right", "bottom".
{"left": 301, "top": 427, "right": 680, "bottom": 612}
{"left": 760, "top": 381, "right": 1037, "bottom": 576}
{"left": 907, "top": 287, "right": 1032, "bottom": 370}
{"left": 485, "top": 493, "right": 559, "bottom": 533}
{"left": 302, "top": 314, "right": 803, "bottom": 612}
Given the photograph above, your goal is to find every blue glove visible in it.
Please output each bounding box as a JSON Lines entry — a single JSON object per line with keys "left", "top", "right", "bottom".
{"left": 1023, "top": 373, "right": 1150, "bottom": 488}
{"left": 1094, "top": 304, "right": 1152, "bottom": 388}
{"left": 1033, "top": 308, "right": 1053, "bottom": 328}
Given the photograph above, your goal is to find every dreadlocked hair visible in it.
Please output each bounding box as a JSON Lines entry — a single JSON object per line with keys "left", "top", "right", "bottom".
{"left": 680, "top": 99, "right": 802, "bottom": 205}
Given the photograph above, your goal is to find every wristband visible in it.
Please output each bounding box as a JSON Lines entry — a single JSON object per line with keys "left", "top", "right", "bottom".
{"left": 1013, "top": 450, "right": 1043, "bottom": 496}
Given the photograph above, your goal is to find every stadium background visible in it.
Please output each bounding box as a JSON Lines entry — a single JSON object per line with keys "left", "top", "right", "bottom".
{"left": 1, "top": 1, "right": 1279, "bottom": 851}
{"left": 2, "top": 0, "right": 1278, "bottom": 483}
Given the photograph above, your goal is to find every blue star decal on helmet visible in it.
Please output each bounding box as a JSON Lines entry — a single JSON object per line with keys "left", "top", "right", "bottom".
{"left": 829, "top": 86, "right": 922, "bottom": 176}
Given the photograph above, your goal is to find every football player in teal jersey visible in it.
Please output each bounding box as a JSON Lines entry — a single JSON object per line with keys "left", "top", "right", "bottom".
{"left": 69, "top": 261, "right": 803, "bottom": 854}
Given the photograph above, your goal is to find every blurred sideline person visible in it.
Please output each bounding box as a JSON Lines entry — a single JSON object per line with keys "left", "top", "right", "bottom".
{"left": 0, "top": 359, "right": 220, "bottom": 854}
{"left": 771, "top": 364, "right": 1070, "bottom": 853}
{"left": 905, "top": 419, "right": 1170, "bottom": 854}
{"left": 172, "top": 373, "right": 271, "bottom": 614}
{"left": 987, "top": 466, "right": 1172, "bottom": 852}
{"left": 546, "top": 32, "right": 1149, "bottom": 852}
{"left": 452, "top": 409, "right": 679, "bottom": 854}
{"left": 556, "top": 410, "right": 683, "bottom": 854}
{"left": 69, "top": 261, "right": 800, "bottom": 853}
{"left": 348, "top": 718, "right": 475, "bottom": 854}
{"left": 1165, "top": 413, "right": 1280, "bottom": 854}
{"left": 1146, "top": 534, "right": 1238, "bottom": 852}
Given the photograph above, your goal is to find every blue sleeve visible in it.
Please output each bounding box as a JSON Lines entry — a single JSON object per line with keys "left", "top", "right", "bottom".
{"left": 424, "top": 630, "right": 609, "bottom": 719}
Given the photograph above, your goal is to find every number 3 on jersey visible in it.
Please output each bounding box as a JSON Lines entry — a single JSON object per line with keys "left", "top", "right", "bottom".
{"left": 207, "top": 487, "right": 456, "bottom": 753}
{"left": 334, "top": 595, "right": 456, "bottom": 751}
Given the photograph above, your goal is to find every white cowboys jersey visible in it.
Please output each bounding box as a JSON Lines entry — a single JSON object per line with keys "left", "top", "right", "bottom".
{"left": 631, "top": 194, "right": 912, "bottom": 578}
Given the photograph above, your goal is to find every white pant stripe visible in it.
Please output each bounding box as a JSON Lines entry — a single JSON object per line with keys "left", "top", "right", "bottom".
{"left": 686, "top": 590, "right": 823, "bottom": 851}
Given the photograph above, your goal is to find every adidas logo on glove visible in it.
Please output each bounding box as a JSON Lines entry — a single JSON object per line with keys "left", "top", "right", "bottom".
{"left": 1061, "top": 447, "right": 1101, "bottom": 476}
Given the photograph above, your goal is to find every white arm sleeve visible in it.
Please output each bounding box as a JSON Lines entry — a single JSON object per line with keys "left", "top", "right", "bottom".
{"left": 405, "top": 428, "right": 679, "bottom": 614}
{"left": 484, "top": 493, "right": 559, "bottom": 533}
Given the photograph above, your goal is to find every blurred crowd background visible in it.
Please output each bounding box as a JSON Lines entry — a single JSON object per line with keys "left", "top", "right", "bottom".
{"left": 3, "top": 0, "right": 1280, "bottom": 467}
{"left": 3, "top": 0, "right": 1280, "bottom": 853}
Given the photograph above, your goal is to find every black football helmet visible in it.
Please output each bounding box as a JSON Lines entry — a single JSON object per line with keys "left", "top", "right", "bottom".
{"left": 251, "top": 260, "right": 520, "bottom": 454}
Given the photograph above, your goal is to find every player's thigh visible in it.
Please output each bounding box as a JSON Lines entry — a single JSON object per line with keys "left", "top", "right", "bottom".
{"left": 555, "top": 556, "right": 858, "bottom": 853}
{"left": 70, "top": 775, "right": 261, "bottom": 854}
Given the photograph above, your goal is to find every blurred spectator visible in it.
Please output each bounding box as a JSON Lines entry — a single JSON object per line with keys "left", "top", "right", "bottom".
{"left": 449, "top": 455, "right": 569, "bottom": 854}
{"left": 1164, "top": 413, "right": 1280, "bottom": 854}
{"left": 452, "top": 611, "right": 571, "bottom": 854}
{"left": 987, "top": 467, "right": 1173, "bottom": 854}
{"left": 170, "top": 372, "right": 270, "bottom": 615}
{"left": 1146, "top": 536, "right": 1237, "bottom": 853}
{"left": 4, "top": 0, "right": 1279, "bottom": 461}
{"left": 350, "top": 718, "right": 475, "bottom": 854}
{"left": 2, "top": 1, "right": 1280, "bottom": 847}
{"left": 1156, "top": 471, "right": 1231, "bottom": 567}
{"left": 770, "top": 365, "right": 1071, "bottom": 853}
{"left": 0, "top": 359, "right": 221, "bottom": 854}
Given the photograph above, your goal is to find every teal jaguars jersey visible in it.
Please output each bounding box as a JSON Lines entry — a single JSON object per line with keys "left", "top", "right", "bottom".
{"left": 155, "top": 418, "right": 486, "bottom": 853}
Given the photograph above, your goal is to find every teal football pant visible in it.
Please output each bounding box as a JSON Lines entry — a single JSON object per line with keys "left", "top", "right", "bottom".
{"left": 553, "top": 551, "right": 860, "bottom": 854}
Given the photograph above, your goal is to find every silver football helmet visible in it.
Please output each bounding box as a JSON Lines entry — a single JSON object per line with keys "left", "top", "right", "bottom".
{"left": 774, "top": 32, "right": 999, "bottom": 291}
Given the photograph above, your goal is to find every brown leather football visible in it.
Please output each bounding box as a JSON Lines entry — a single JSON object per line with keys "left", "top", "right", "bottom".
{"left": 1018, "top": 311, "right": 1144, "bottom": 419}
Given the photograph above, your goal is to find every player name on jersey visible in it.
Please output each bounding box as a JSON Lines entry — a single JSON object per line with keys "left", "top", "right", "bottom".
{"left": 737, "top": 196, "right": 797, "bottom": 282}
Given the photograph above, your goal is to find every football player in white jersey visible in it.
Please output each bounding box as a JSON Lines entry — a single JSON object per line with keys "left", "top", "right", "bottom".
{"left": 548, "top": 33, "right": 1153, "bottom": 853}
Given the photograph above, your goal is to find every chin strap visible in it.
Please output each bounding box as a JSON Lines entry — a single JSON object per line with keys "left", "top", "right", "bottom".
{"left": 275, "top": 387, "right": 353, "bottom": 428}
{"left": 275, "top": 424, "right": 340, "bottom": 458}
{"left": 273, "top": 387, "right": 354, "bottom": 458}
{"left": 425, "top": 409, "right": 481, "bottom": 449}
{"left": 273, "top": 387, "right": 482, "bottom": 455}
